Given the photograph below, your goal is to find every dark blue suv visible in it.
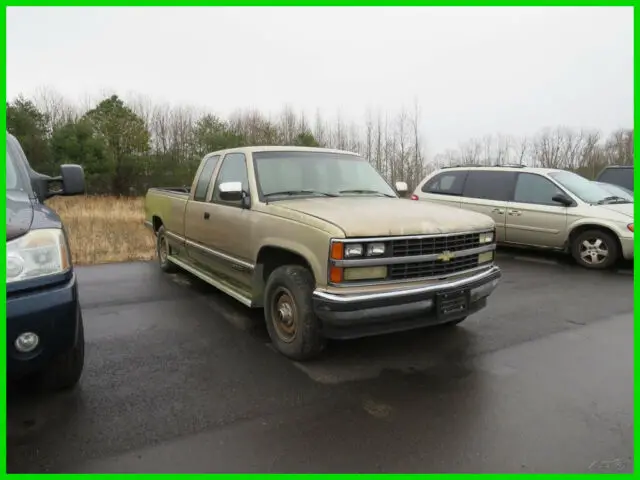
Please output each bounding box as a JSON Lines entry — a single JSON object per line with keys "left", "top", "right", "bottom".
{"left": 7, "top": 132, "right": 87, "bottom": 391}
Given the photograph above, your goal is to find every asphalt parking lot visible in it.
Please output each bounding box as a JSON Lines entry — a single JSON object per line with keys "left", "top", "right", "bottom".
{"left": 6, "top": 252, "right": 634, "bottom": 473}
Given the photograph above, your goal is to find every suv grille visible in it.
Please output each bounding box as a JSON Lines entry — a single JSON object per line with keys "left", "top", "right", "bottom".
{"left": 389, "top": 255, "right": 480, "bottom": 280}
{"left": 391, "top": 233, "right": 481, "bottom": 257}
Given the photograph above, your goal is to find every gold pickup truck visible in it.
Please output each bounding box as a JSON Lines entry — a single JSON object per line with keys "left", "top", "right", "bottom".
{"left": 144, "top": 146, "right": 502, "bottom": 360}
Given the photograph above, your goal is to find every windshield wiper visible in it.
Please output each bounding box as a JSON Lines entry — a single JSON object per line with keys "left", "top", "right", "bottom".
{"left": 264, "top": 189, "right": 338, "bottom": 198}
{"left": 596, "top": 196, "right": 631, "bottom": 205}
{"left": 338, "top": 189, "right": 395, "bottom": 198}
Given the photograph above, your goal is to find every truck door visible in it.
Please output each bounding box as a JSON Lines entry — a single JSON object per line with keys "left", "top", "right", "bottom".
{"left": 184, "top": 155, "right": 221, "bottom": 272}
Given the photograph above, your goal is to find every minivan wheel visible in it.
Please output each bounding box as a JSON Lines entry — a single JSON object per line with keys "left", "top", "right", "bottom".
{"left": 571, "top": 229, "right": 619, "bottom": 270}
{"left": 264, "top": 265, "right": 326, "bottom": 361}
{"left": 156, "top": 225, "right": 178, "bottom": 273}
{"left": 46, "top": 309, "right": 85, "bottom": 391}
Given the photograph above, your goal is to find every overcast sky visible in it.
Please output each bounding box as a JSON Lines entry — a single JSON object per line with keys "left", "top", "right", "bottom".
{"left": 6, "top": 6, "right": 633, "bottom": 155}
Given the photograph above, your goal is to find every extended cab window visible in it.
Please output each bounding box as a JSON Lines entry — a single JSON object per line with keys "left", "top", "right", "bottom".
{"left": 193, "top": 155, "right": 220, "bottom": 202}
{"left": 513, "top": 173, "right": 565, "bottom": 206}
{"left": 462, "top": 170, "right": 517, "bottom": 202}
{"left": 422, "top": 170, "right": 467, "bottom": 195}
{"left": 212, "top": 153, "right": 249, "bottom": 205}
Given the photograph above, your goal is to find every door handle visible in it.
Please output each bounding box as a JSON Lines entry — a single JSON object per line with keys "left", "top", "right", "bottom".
{"left": 508, "top": 210, "right": 522, "bottom": 216}
{"left": 204, "top": 212, "right": 210, "bottom": 220}
{"left": 491, "top": 208, "right": 505, "bottom": 214}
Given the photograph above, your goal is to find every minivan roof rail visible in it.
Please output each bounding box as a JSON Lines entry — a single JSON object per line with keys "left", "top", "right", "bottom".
{"left": 440, "top": 163, "right": 527, "bottom": 169}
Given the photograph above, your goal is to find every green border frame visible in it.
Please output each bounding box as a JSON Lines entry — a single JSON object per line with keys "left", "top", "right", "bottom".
{"left": 1, "top": 3, "right": 636, "bottom": 477}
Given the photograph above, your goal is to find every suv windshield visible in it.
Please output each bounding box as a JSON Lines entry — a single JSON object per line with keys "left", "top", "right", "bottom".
{"left": 253, "top": 151, "right": 397, "bottom": 199}
{"left": 548, "top": 171, "right": 630, "bottom": 204}
{"left": 6, "top": 139, "right": 30, "bottom": 193}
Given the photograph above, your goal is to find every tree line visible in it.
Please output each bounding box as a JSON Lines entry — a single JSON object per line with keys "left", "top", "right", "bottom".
{"left": 6, "top": 87, "right": 633, "bottom": 196}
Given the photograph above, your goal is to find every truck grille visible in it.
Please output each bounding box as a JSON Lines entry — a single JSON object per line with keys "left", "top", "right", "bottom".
{"left": 389, "top": 255, "right": 480, "bottom": 280}
{"left": 391, "top": 233, "right": 481, "bottom": 257}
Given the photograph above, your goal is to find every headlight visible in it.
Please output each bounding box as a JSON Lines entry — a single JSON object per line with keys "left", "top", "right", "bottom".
{"left": 366, "top": 243, "right": 385, "bottom": 256}
{"left": 7, "top": 229, "right": 71, "bottom": 283}
{"left": 344, "top": 244, "right": 363, "bottom": 257}
{"left": 479, "top": 231, "right": 494, "bottom": 243}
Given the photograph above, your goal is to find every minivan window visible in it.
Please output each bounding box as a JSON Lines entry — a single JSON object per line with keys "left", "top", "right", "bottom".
{"left": 548, "top": 171, "right": 627, "bottom": 204}
{"left": 513, "top": 173, "right": 565, "bottom": 206}
{"left": 461, "top": 170, "right": 517, "bottom": 202}
{"left": 422, "top": 170, "right": 467, "bottom": 195}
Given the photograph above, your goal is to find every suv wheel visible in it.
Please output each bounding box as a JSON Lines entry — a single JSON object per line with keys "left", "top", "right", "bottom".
{"left": 157, "top": 225, "right": 178, "bottom": 273}
{"left": 46, "top": 309, "right": 85, "bottom": 391}
{"left": 571, "top": 229, "right": 619, "bottom": 270}
{"left": 264, "top": 265, "right": 326, "bottom": 361}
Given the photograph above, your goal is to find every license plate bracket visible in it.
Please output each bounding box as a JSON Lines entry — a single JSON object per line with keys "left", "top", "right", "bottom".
{"left": 435, "top": 289, "right": 470, "bottom": 319}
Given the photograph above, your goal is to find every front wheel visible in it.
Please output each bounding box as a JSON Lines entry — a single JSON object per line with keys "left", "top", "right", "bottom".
{"left": 46, "top": 310, "right": 85, "bottom": 391}
{"left": 263, "top": 265, "right": 326, "bottom": 361}
{"left": 571, "top": 229, "right": 619, "bottom": 270}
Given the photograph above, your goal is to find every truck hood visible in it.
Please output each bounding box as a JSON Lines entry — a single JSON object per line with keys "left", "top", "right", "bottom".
{"left": 274, "top": 197, "right": 495, "bottom": 237}
{"left": 7, "top": 190, "right": 34, "bottom": 242}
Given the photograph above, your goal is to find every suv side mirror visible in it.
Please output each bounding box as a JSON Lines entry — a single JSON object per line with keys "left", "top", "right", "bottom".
{"left": 60, "top": 164, "right": 86, "bottom": 196}
{"left": 552, "top": 193, "right": 573, "bottom": 206}
{"left": 395, "top": 181, "right": 408, "bottom": 195}
{"left": 30, "top": 164, "right": 86, "bottom": 202}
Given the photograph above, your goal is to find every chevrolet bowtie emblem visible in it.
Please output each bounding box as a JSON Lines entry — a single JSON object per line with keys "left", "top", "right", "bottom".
{"left": 437, "top": 250, "right": 455, "bottom": 262}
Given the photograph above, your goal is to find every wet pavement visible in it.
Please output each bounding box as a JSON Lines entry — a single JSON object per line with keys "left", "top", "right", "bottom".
{"left": 6, "top": 253, "right": 634, "bottom": 473}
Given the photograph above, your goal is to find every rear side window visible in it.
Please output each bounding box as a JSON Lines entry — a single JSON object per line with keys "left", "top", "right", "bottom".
{"left": 422, "top": 170, "right": 468, "bottom": 195}
{"left": 597, "top": 168, "right": 634, "bottom": 191}
{"left": 193, "top": 155, "right": 220, "bottom": 202}
{"left": 462, "top": 170, "right": 517, "bottom": 201}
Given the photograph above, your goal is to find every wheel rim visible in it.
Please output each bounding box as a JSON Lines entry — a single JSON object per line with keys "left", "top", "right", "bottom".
{"left": 579, "top": 237, "right": 609, "bottom": 265}
{"left": 271, "top": 287, "right": 298, "bottom": 343}
{"left": 158, "top": 235, "right": 169, "bottom": 263}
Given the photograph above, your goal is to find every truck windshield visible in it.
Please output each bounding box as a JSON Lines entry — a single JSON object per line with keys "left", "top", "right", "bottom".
{"left": 253, "top": 151, "right": 397, "bottom": 199}
{"left": 6, "top": 142, "right": 29, "bottom": 193}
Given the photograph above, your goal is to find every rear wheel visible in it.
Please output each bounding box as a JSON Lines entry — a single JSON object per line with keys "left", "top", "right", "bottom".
{"left": 156, "top": 225, "right": 178, "bottom": 273}
{"left": 571, "top": 229, "right": 619, "bottom": 270}
{"left": 264, "top": 265, "right": 325, "bottom": 361}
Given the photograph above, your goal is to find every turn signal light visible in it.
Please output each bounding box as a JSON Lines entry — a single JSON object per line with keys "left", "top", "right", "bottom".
{"left": 330, "top": 242, "right": 344, "bottom": 260}
{"left": 329, "top": 266, "right": 343, "bottom": 283}
{"left": 628, "top": 223, "right": 634, "bottom": 232}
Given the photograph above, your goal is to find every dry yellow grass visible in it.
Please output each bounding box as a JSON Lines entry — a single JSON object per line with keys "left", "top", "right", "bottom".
{"left": 47, "top": 196, "right": 156, "bottom": 265}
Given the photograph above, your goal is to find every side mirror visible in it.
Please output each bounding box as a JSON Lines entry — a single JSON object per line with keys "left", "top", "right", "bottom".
{"left": 395, "top": 181, "right": 408, "bottom": 195}
{"left": 219, "top": 181, "right": 245, "bottom": 203}
{"left": 552, "top": 193, "right": 573, "bottom": 206}
{"left": 59, "top": 164, "right": 86, "bottom": 196}
{"left": 30, "top": 164, "right": 86, "bottom": 202}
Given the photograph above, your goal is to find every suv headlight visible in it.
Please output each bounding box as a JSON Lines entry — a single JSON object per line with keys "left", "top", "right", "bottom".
{"left": 7, "top": 229, "right": 71, "bottom": 283}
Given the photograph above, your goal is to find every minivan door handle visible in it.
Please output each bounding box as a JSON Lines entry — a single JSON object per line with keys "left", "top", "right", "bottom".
{"left": 204, "top": 212, "right": 210, "bottom": 220}
{"left": 508, "top": 210, "right": 522, "bottom": 216}
{"left": 491, "top": 208, "right": 505, "bottom": 214}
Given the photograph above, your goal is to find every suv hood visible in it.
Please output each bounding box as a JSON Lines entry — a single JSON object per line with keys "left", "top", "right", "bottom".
{"left": 593, "top": 202, "right": 633, "bottom": 220}
{"left": 7, "top": 190, "right": 34, "bottom": 242}
{"left": 274, "top": 197, "right": 495, "bottom": 237}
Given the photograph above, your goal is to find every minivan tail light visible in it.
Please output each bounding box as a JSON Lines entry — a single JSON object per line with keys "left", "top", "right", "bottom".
{"left": 410, "top": 194, "right": 419, "bottom": 201}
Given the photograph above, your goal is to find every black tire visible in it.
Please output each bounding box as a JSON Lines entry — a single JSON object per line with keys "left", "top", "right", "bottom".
{"left": 47, "top": 310, "right": 85, "bottom": 391}
{"left": 263, "top": 265, "right": 326, "bottom": 361}
{"left": 571, "top": 229, "right": 619, "bottom": 270}
{"left": 157, "top": 225, "right": 178, "bottom": 273}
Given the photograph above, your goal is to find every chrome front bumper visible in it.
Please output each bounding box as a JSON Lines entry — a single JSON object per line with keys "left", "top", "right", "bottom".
{"left": 312, "top": 265, "right": 502, "bottom": 339}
